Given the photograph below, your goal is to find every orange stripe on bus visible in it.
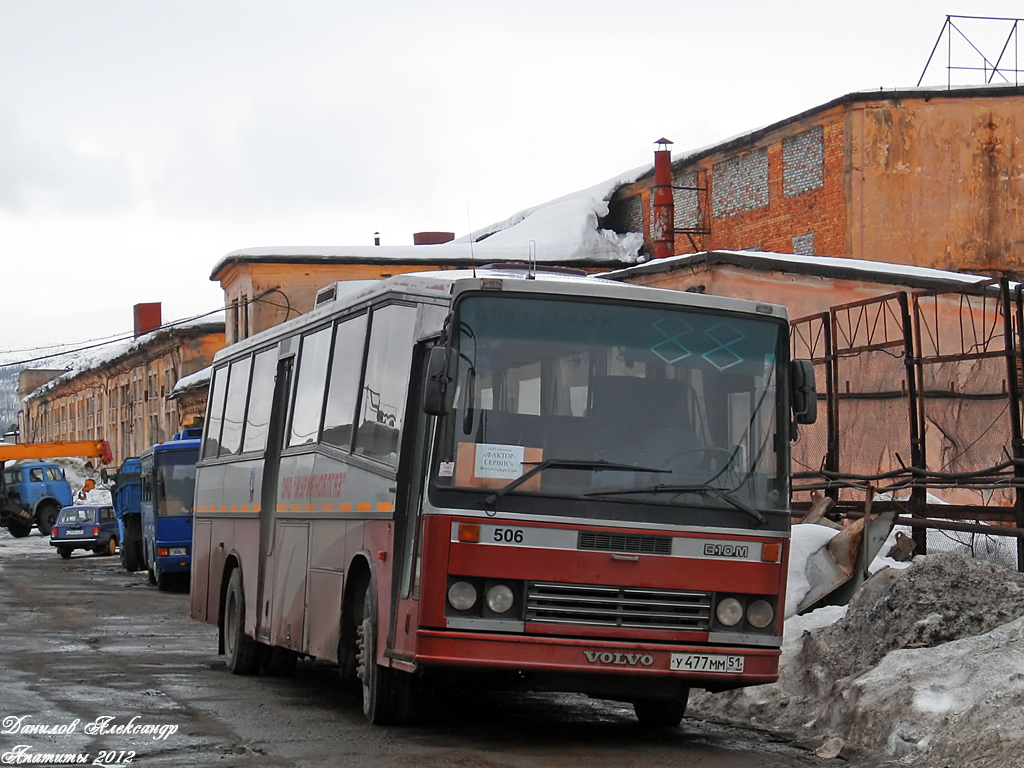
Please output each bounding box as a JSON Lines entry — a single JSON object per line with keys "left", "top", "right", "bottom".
{"left": 240, "top": 505, "right": 249, "bottom": 512}
{"left": 320, "top": 504, "right": 333, "bottom": 512}
{"left": 339, "top": 503, "right": 352, "bottom": 511}
{"left": 218, "top": 505, "right": 227, "bottom": 512}
{"left": 229, "top": 506, "right": 238, "bottom": 512}
{"left": 289, "top": 504, "right": 301, "bottom": 512}
{"left": 306, "top": 504, "right": 317, "bottom": 512}
{"left": 357, "top": 502, "right": 372, "bottom": 512}
{"left": 276, "top": 504, "right": 286, "bottom": 512}
{"left": 377, "top": 502, "right": 393, "bottom": 512}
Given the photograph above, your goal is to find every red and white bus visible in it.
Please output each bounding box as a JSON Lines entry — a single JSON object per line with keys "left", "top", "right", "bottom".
{"left": 190, "top": 266, "right": 816, "bottom": 726}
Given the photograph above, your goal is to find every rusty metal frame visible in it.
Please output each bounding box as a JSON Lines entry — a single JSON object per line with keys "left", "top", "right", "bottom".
{"left": 791, "top": 282, "right": 1024, "bottom": 570}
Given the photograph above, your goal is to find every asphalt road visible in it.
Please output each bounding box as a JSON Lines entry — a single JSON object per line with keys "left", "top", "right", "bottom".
{"left": 0, "top": 533, "right": 871, "bottom": 767}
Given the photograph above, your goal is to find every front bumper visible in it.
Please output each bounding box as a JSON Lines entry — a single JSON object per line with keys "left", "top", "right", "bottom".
{"left": 414, "top": 629, "right": 780, "bottom": 689}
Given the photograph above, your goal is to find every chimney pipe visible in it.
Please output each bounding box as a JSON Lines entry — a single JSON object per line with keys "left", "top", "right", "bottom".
{"left": 650, "top": 138, "right": 675, "bottom": 261}
{"left": 133, "top": 302, "right": 162, "bottom": 338}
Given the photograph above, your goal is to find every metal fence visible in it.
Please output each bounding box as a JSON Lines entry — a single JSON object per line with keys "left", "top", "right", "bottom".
{"left": 791, "top": 279, "right": 1024, "bottom": 569}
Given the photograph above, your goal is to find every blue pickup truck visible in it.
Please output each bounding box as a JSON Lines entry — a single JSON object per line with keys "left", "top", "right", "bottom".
{"left": 0, "top": 461, "right": 75, "bottom": 536}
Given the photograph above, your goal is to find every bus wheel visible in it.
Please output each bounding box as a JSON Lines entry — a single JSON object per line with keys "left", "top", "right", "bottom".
{"left": 356, "top": 580, "right": 411, "bottom": 725}
{"left": 36, "top": 503, "right": 59, "bottom": 535}
{"left": 156, "top": 571, "right": 171, "bottom": 591}
{"left": 633, "top": 688, "right": 690, "bottom": 727}
{"left": 223, "top": 569, "right": 262, "bottom": 675}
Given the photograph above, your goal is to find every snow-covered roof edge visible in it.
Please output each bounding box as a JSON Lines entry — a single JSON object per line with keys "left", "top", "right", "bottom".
{"left": 25, "top": 315, "right": 225, "bottom": 401}
{"left": 601, "top": 250, "right": 1007, "bottom": 290}
{"left": 210, "top": 165, "right": 652, "bottom": 278}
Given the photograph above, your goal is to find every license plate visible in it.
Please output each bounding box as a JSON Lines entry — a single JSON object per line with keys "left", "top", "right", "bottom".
{"left": 670, "top": 653, "right": 744, "bottom": 673}
{"left": 66, "top": 530, "right": 84, "bottom": 536}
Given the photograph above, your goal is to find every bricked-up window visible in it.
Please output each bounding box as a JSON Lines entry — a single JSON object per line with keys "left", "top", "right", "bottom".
{"left": 792, "top": 232, "right": 815, "bottom": 256}
{"left": 713, "top": 149, "right": 768, "bottom": 218}
{"left": 673, "top": 171, "right": 702, "bottom": 230}
{"left": 783, "top": 126, "right": 824, "bottom": 197}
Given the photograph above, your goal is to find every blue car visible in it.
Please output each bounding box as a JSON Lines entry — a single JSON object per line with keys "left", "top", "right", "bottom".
{"left": 49, "top": 505, "right": 119, "bottom": 559}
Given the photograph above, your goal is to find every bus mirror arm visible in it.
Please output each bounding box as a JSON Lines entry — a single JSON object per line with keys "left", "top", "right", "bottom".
{"left": 423, "top": 346, "right": 458, "bottom": 416}
{"left": 790, "top": 359, "right": 817, "bottom": 427}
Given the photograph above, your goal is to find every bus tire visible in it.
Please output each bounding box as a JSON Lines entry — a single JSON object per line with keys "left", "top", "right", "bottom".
{"left": 633, "top": 688, "right": 689, "bottom": 728}
{"left": 223, "top": 569, "right": 262, "bottom": 675}
{"left": 356, "top": 579, "right": 411, "bottom": 724}
{"left": 156, "top": 570, "right": 171, "bottom": 591}
{"left": 121, "top": 518, "right": 142, "bottom": 572}
{"left": 36, "top": 502, "right": 59, "bottom": 535}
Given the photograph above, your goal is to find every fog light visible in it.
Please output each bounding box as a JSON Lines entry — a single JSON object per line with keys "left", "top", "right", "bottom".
{"left": 447, "top": 580, "right": 477, "bottom": 611}
{"left": 485, "top": 584, "right": 515, "bottom": 614}
{"left": 715, "top": 597, "right": 743, "bottom": 627}
{"left": 746, "top": 599, "right": 774, "bottom": 629}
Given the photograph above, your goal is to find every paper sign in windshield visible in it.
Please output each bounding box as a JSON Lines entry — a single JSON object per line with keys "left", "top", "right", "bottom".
{"left": 475, "top": 444, "right": 525, "bottom": 480}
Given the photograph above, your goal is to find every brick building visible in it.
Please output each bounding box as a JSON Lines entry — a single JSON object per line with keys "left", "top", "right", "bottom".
{"left": 19, "top": 314, "right": 225, "bottom": 466}
{"left": 603, "top": 86, "right": 1024, "bottom": 276}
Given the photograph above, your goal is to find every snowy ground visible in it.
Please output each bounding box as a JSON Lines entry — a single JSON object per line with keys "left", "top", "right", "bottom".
{"left": 689, "top": 522, "right": 1024, "bottom": 767}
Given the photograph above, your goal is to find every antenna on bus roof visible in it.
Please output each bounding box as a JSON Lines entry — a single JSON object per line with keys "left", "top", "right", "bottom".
{"left": 467, "top": 204, "right": 476, "bottom": 277}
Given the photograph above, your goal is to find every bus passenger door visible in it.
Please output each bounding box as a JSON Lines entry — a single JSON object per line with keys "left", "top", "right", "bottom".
{"left": 388, "top": 345, "right": 431, "bottom": 662}
{"left": 256, "top": 355, "right": 294, "bottom": 643}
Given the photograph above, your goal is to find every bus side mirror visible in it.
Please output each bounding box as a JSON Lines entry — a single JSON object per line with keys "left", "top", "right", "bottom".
{"left": 790, "top": 359, "right": 817, "bottom": 425}
{"left": 423, "top": 346, "right": 458, "bottom": 416}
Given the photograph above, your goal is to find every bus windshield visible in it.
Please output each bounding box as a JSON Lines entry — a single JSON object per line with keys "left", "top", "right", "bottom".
{"left": 155, "top": 450, "right": 197, "bottom": 517}
{"left": 433, "top": 293, "right": 787, "bottom": 515}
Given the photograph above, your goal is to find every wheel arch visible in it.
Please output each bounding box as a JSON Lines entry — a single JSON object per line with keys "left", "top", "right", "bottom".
{"left": 339, "top": 552, "right": 373, "bottom": 677}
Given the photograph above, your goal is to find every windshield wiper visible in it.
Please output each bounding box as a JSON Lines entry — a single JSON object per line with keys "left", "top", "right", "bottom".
{"left": 483, "top": 459, "right": 669, "bottom": 509}
{"left": 583, "top": 483, "right": 767, "bottom": 526}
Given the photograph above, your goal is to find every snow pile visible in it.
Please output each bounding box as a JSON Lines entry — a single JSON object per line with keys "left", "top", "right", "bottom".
{"left": 690, "top": 549, "right": 1024, "bottom": 766}
{"left": 58, "top": 457, "right": 112, "bottom": 506}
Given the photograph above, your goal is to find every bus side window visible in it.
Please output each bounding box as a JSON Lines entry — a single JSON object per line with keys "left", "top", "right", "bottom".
{"left": 355, "top": 305, "right": 417, "bottom": 465}
{"left": 202, "top": 367, "right": 228, "bottom": 459}
{"left": 241, "top": 348, "right": 278, "bottom": 453}
{"left": 288, "top": 326, "right": 333, "bottom": 446}
{"left": 322, "top": 314, "right": 368, "bottom": 451}
{"left": 219, "top": 356, "right": 253, "bottom": 456}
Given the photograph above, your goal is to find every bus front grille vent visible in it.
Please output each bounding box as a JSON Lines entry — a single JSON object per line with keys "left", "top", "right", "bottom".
{"left": 577, "top": 531, "right": 671, "bottom": 555}
{"left": 526, "top": 582, "right": 712, "bottom": 631}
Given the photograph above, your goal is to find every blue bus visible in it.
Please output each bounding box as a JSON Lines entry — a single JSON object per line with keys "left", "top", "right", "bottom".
{"left": 140, "top": 429, "right": 201, "bottom": 590}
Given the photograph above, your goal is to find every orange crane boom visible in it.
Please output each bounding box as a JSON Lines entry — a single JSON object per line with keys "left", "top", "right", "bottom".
{"left": 0, "top": 440, "right": 112, "bottom": 465}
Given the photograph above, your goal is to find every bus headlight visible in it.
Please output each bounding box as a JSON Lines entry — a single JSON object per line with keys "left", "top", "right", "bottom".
{"left": 715, "top": 597, "right": 743, "bottom": 627}
{"left": 746, "top": 599, "right": 774, "bottom": 629}
{"left": 485, "top": 584, "right": 515, "bottom": 614}
{"left": 447, "top": 581, "right": 478, "bottom": 611}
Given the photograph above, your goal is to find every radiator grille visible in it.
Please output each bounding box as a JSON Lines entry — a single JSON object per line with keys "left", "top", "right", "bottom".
{"left": 526, "top": 581, "right": 712, "bottom": 631}
{"left": 577, "top": 531, "right": 672, "bottom": 555}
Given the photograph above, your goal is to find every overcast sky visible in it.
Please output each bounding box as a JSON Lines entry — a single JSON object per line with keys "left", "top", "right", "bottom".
{"left": 3, "top": 1, "right": 1022, "bottom": 363}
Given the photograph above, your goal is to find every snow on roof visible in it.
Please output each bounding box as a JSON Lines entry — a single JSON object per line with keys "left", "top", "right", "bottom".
{"left": 211, "top": 166, "right": 650, "bottom": 278}
{"left": 24, "top": 314, "right": 225, "bottom": 401}
{"left": 170, "top": 364, "right": 212, "bottom": 396}
{"left": 602, "top": 249, "right": 1003, "bottom": 290}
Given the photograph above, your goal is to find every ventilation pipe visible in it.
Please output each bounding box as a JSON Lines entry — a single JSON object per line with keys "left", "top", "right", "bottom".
{"left": 650, "top": 137, "right": 675, "bottom": 261}
{"left": 133, "top": 302, "right": 162, "bottom": 338}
